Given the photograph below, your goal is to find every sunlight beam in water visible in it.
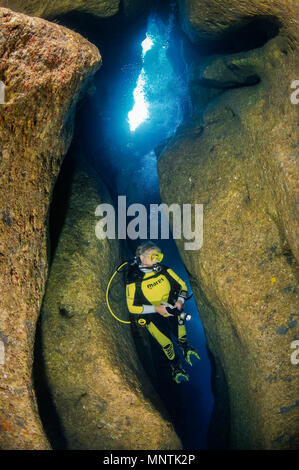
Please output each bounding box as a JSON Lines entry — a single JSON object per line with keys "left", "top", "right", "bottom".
{"left": 141, "top": 34, "right": 154, "bottom": 57}
{"left": 128, "top": 34, "right": 154, "bottom": 132}
{"left": 128, "top": 68, "right": 149, "bottom": 132}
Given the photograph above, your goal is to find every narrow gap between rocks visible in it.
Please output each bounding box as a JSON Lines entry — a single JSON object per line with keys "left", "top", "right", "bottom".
{"left": 33, "top": 3, "right": 281, "bottom": 450}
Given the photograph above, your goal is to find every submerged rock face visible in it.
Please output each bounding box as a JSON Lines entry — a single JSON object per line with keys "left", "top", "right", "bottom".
{"left": 0, "top": 8, "right": 100, "bottom": 449}
{"left": 0, "top": 1, "right": 120, "bottom": 19}
{"left": 0, "top": 0, "right": 155, "bottom": 21}
{"left": 41, "top": 163, "right": 182, "bottom": 450}
{"left": 178, "top": 0, "right": 298, "bottom": 42}
{"left": 158, "top": 0, "right": 299, "bottom": 449}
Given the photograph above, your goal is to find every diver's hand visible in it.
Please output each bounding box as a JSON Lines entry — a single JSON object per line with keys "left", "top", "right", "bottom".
{"left": 174, "top": 300, "right": 183, "bottom": 310}
{"left": 155, "top": 305, "right": 174, "bottom": 317}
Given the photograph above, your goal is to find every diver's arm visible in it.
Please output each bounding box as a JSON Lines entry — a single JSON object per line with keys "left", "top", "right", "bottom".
{"left": 166, "top": 268, "right": 188, "bottom": 300}
{"left": 142, "top": 305, "right": 156, "bottom": 314}
{"left": 126, "top": 283, "right": 143, "bottom": 314}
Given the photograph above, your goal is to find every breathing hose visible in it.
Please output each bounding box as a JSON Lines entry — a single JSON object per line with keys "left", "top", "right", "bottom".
{"left": 105, "top": 261, "right": 131, "bottom": 324}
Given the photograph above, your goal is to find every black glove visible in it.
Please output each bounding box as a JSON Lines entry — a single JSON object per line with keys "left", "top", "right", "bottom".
{"left": 166, "top": 306, "right": 180, "bottom": 315}
{"left": 166, "top": 307, "right": 191, "bottom": 324}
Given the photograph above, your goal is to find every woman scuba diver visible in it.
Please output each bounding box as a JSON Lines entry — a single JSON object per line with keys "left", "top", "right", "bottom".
{"left": 125, "top": 241, "right": 200, "bottom": 384}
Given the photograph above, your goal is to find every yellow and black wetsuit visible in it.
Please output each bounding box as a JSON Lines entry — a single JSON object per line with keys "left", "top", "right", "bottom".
{"left": 126, "top": 263, "right": 189, "bottom": 362}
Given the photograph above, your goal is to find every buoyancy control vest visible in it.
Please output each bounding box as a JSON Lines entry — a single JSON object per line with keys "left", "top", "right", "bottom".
{"left": 125, "top": 263, "right": 183, "bottom": 308}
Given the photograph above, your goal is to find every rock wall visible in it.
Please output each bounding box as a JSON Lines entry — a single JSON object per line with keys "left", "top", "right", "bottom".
{"left": 0, "top": 0, "right": 157, "bottom": 21}
{"left": 41, "top": 160, "right": 182, "bottom": 450}
{"left": 178, "top": 0, "right": 298, "bottom": 43}
{"left": 0, "top": 8, "right": 100, "bottom": 449}
{"left": 158, "top": 0, "right": 299, "bottom": 449}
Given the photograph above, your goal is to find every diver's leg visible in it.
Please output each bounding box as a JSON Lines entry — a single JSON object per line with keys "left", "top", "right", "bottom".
{"left": 177, "top": 317, "right": 201, "bottom": 366}
{"left": 177, "top": 321, "right": 187, "bottom": 347}
{"left": 146, "top": 321, "right": 175, "bottom": 361}
{"left": 146, "top": 321, "right": 189, "bottom": 383}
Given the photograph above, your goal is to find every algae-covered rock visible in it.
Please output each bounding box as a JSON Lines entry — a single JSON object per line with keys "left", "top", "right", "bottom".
{"left": 178, "top": 0, "right": 298, "bottom": 43}
{"left": 0, "top": 8, "right": 100, "bottom": 449}
{"left": 0, "top": 1, "right": 120, "bottom": 19}
{"left": 0, "top": 0, "right": 156, "bottom": 21}
{"left": 158, "top": 0, "right": 299, "bottom": 450}
{"left": 41, "top": 163, "right": 182, "bottom": 450}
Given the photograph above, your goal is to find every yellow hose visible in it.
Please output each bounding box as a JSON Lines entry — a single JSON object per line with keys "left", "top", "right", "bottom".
{"left": 106, "top": 262, "right": 131, "bottom": 324}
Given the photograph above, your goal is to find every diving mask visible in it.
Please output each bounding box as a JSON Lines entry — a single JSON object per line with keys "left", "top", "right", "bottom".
{"left": 148, "top": 252, "right": 164, "bottom": 263}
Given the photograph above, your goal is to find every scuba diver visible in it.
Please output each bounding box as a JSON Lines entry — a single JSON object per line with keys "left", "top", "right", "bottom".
{"left": 125, "top": 241, "right": 200, "bottom": 384}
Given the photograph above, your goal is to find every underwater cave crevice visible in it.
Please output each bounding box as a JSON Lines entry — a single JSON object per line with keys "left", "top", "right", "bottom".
{"left": 185, "top": 16, "right": 281, "bottom": 118}
{"left": 48, "top": 150, "right": 77, "bottom": 266}
{"left": 206, "top": 348, "right": 231, "bottom": 450}
{"left": 33, "top": 0, "right": 216, "bottom": 450}
{"left": 193, "top": 15, "right": 281, "bottom": 57}
{"left": 33, "top": 315, "right": 69, "bottom": 450}
{"left": 33, "top": 147, "right": 86, "bottom": 450}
